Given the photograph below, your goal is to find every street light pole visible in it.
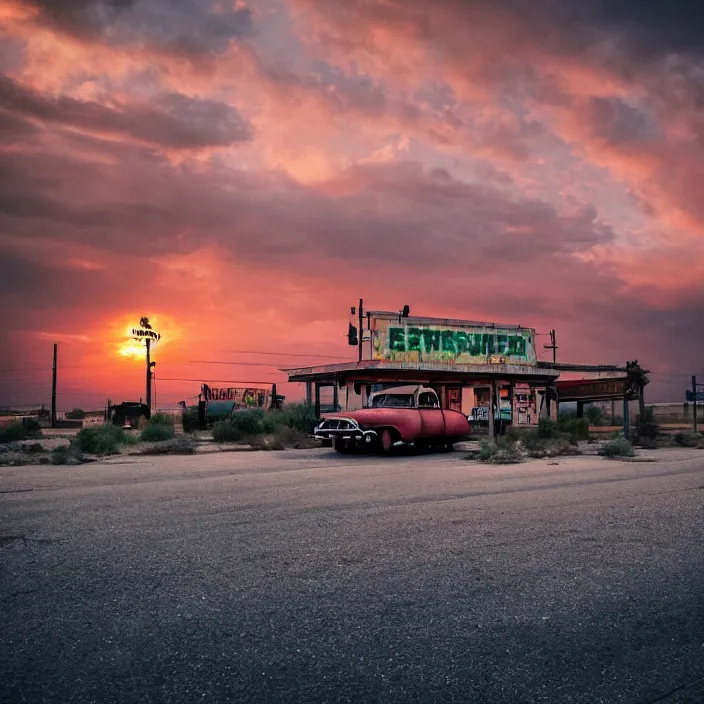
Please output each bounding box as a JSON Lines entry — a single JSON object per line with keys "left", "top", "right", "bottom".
{"left": 146, "top": 338, "right": 152, "bottom": 411}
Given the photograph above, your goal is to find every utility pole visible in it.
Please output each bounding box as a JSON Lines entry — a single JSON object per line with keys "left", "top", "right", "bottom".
{"left": 543, "top": 329, "right": 558, "bottom": 364}
{"left": 51, "top": 343, "right": 57, "bottom": 428}
{"left": 693, "top": 376, "right": 697, "bottom": 434}
{"left": 146, "top": 338, "right": 152, "bottom": 411}
{"left": 358, "top": 298, "right": 364, "bottom": 363}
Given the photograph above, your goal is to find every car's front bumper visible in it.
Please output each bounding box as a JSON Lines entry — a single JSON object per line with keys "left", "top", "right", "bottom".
{"left": 314, "top": 418, "right": 378, "bottom": 447}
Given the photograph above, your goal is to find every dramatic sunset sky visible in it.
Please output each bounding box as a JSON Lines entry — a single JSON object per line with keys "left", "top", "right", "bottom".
{"left": 1, "top": 0, "right": 703, "bottom": 409}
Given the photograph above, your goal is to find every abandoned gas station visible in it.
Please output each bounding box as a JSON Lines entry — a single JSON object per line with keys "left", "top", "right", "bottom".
{"left": 284, "top": 309, "right": 648, "bottom": 437}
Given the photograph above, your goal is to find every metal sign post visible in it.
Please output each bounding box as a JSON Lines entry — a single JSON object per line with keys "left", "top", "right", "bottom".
{"left": 693, "top": 376, "right": 697, "bottom": 434}
{"left": 131, "top": 318, "right": 160, "bottom": 413}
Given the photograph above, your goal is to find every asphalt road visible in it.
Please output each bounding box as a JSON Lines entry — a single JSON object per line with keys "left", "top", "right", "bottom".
{"left": 2, "top": 448, "right": 704, "bottom": 704}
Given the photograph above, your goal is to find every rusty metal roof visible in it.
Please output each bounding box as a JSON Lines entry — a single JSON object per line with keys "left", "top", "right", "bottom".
{"left": 283, "top": 360, "right": 560, "bottom": 383}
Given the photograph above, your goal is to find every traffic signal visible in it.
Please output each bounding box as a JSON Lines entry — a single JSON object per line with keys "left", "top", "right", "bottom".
{"left": 348, "top": 323, "right": 358, "bottom": 346}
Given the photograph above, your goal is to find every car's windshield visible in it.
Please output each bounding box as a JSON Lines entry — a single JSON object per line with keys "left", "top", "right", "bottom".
{"left": 371, "top": 394, "right": 415, "bottom": 408}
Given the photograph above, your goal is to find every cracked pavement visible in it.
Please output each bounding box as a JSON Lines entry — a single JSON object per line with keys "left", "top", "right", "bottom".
{"left": 2, "top": 449, "right": 704, "bottom": 703}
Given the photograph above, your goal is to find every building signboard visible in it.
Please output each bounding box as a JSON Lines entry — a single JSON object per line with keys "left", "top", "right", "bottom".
{"left": 131, "top": 328, "right": 160, "bottom": 342}
{"left": 557, "top": 379, "right": 627, "bottom": 400}
{"left": 370, "top": 316, "right": 536, "bottom": 366}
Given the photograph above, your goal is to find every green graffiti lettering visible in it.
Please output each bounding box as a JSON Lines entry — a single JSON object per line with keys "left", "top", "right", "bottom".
{"left": 385, "top": 326, "right": 530, "bottom": 360}
{"left": 407, "top": 327, "right": 422, "bottom": 352}
{"left": 505, "top": 335, "right": 523, "bottom": 356}
{"left": 455, "top": 331, "right": 468, "bottom": 353}
{"left": 467, "top": 334, "right": 481, "bottom": 356}
{"left": 389, "top": 328, "right": 406, "bottom": 352}
{"left": 441, "top": 330, "right": 456, "bottom": 355}
{"left": 422, "top": 329, "right": 441, "bottom": 353}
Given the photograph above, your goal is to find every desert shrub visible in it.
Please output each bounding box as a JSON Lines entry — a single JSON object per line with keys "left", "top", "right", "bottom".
{"left": 66, "top": 408, "right": 86, "bottom": 420}
{"left": 212, "top": 420, "right": 244, "bottom": 443}
{"left": 0, "top": 422, "right": 27, "bottom": 443}
{"left": 260, "top": 413, "right": 283, "bottom": 435}
{"left": 557, "top": 418, "right": 590, "bottom": 443}
{"left": 526, "top": 436, "right": 580, "bottom": 458}
{"left": 22, "top": 418, "right": 42, "bottom": 437}
{"left": 140, "top": 422, "right": 175, "bottom": 442}
{"left": 140, "top": 436, "right": 195, "bottom": 455}
{"left": 0, "top": 452, "right": 29, "bottom": 466}
{"left": 586, "top": 405, "right": 605, "bottom": 426}
{"left": 231, "top": 409, "right": 266, "bottom": 434}
{"left": 521, "top": 418, "right": 588, "bottom": 448}
{"left": 51, "top": 443, "right": 85, "bottom": 465}
{"left": 599, "top": 437, "right": 635, "bottom": 458}
{"left": 673, "top": 431, "right": 700, "bottom": 447}
{"left": 182, "top": 410, "right": 200, "bottom": 433}
{"left": 520, "top": 429, "right": 581, "bottom": 458}
{"left": 121, "top": 432, "right": 139, "bottom": 446}
{"left": 149, "top": 411, "right": 175, "bottom": 427}
{"left": 214, "top": 406, "right": 320, "bottom": 443}
{"left": 279, "top": 403, "right": 320, "bottom": 434}
{"left": 76, "top": 424, "right": 125, "bottom": 455}
{"left": 478, "top": 437, "right": 523, "bottom": 464}
{"left": 536, "top": 418, "right": 563, "bottom": 439}
{"left": 633, "top": 407, "right": 659, "bottom": 446}
{"left": 22, "top": 442, "right": 45, "bottom": 454}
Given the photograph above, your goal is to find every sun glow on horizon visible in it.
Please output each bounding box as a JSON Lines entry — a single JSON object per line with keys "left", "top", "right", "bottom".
{"left": 114, "top": 316, "right": 178, "bottom": 361}
{"left": 118, "top": 338, "right": 147, "bottom": 360}
{"left": 117, "top": 323, "right": 152, "bottom": 361}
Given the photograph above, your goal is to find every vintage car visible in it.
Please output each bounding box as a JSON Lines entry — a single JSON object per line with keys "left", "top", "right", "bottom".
{"left": 314, "top": 385, "right": 471, "bottom": 454}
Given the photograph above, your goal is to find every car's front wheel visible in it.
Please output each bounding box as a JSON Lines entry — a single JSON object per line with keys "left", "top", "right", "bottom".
{"left": 377, "top": 428, "right": 395, "bottom": 455}
{"left": 334, "top": 438, "right": 352, "bottom": 454}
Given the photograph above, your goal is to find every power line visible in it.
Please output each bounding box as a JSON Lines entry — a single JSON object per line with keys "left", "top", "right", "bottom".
{"left": 223, "top": 349, "right": 354, "bottom": 360}
{"left": 0, "top": 367, "right": 52, "bottom": 373}
{"left": 158, "top": 377, "right": 292, "bottom": 385}
{"left": 190, "top": 360, "right": 292, "bottom": 368}
{"left": 190, "top": 360, "right": 352, "bottom": 368}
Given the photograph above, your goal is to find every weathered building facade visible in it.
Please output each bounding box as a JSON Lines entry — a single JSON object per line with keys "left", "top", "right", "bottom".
{"left": 285, "top": 311, "right": 561, "bottom": 435}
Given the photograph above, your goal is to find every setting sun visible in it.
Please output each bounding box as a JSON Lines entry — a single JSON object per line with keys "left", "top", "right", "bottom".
{"left": 118, "top": 338, "right": 146, "bottom": 360}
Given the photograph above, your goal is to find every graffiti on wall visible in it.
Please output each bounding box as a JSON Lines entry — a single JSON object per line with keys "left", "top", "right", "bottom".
{"left": 201, "top": 385, "right": 271, "bottom": 408}
{"left": 371, "top": 318, "right": 536, "bottom": 365}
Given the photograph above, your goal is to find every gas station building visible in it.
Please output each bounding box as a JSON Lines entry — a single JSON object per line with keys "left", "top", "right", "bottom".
{"left": 284, "top": 310, "right": 647, "bottom": 437}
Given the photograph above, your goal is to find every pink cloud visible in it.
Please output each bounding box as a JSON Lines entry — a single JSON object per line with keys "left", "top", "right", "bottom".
{"left": 2, "top": 0, "right": 704, "bottom": 408}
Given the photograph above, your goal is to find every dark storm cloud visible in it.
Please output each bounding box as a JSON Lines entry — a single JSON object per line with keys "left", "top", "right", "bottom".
{"left": 24, "top": 0, "right": 253, "bottom": 56}
{"left": 0, "top": 109, "right": 40, "bottom": 145}
{"left": 562, "top": 0, "right": 704, "bottom": 59}
{"left": 0, "top": 74, "right": 252, "bottom": 148}
{"left": 298, "top": 0, "right": 704, "bottom": 75}
{"left": 0, "top": 129, "right": 615, "bottom": 271}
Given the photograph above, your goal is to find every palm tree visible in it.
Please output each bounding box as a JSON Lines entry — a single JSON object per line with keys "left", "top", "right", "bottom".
{"left": 139, "top": 316, "right": 152, "bottom": 330}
